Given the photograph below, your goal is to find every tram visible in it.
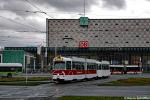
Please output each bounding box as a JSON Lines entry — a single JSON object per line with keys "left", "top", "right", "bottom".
{"left": 126, "top": 65, "right": 143, "bottom": 74}
{"left": 52, "top": 55, "right": 110, "bottom": 82}
{"left": 110, "top": 65, "right": 124, "bottom": 74}
{"left": 110, "top": 65, "right": 143, "bottom": 74}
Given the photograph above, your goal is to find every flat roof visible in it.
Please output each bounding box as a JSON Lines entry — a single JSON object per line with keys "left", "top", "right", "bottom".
{"left": 47, "top": 18, "right": 150, "bottom": 20}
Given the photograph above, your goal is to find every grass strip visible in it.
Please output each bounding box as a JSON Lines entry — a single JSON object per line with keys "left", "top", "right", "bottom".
{"left": 0, "top": 77, "right": 51, "bottom": 82}
{"left": 98, "top": 78, "right": 150, "bottom": 86}
{"left": 57, "top": 96, "right": 124, "bottom": 100}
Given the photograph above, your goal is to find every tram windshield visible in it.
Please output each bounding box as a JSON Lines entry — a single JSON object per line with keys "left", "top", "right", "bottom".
{"left": 53, "top": 61, "right": 66, "bottom": 70}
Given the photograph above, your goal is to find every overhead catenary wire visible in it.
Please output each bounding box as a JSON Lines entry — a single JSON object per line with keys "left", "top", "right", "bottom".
{"left": 0, "top": 9, "right": 145, "bottom": 18}
{"left": 0, "top": 9, "right": 81, "bottom": 15}
{"left": 24, "top": 0, "right": 54, "bottom": 19}
{"left": 0, "top": 9, "right": 49, "bottom": 19}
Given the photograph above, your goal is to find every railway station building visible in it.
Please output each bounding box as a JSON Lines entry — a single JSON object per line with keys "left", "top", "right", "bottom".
{"left": 46, "top": 17, "right": 150, "bottom": 72}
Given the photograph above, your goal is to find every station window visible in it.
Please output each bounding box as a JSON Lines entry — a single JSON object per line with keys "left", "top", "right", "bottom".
{"left": 115, "top": 36, "right": 119, "bottom": 37}
{"left": 146, "top": 29, "right": 149, "bottom": 31}
{"left": 136, "top": 35, "right": 139, "bottom": 37}
{"left": 146, "top": 41, "right": 149, "bottom": 43}
{"left": 136, "top": 23, "right": 139, "bottom": 25}
{"left": 125, "top": 42, "right": 128, "bottom": 43}
{"left": 65, "top": 42, "right": 68, "bottom": 43}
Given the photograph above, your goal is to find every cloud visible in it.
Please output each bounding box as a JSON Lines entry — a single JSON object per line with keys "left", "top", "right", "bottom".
{"left": 0, "top": 0, "right": 35, "bottom": 17}
{"left": 0, "top": 15, "right": 45, "bottom": 32}
{"left": 102, "top": 0, "right": 126, "bottom": 9}
{"left": 34, "top": 0, "right": 98, "bottom": 13}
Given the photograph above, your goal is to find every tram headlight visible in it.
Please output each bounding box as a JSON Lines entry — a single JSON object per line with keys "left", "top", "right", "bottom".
{"left": 57, "top": 73, "right": 60, "bottom": 78}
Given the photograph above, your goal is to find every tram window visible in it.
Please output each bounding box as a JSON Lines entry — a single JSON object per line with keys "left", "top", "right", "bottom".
{"left": 87, "top": 63, "right": 96, "bottom": 70}
{"left": 91, "top": 64, "right": 94, "bottom": 70}
{"left": 102, "top": 65, "right": 104, "bottom": 70}
{"left": 72, "top": 62, "right": 76, "bottom": 70}
{"left": 102, "top": 64, "right": 109, "bottom": 70}
{"left": 72, "top": 62, "right": 84, "bottom": 70}
{"left": 87, "top": 63, "right": 91, "bottom": 70}
{"left": 92, "top": 64, "right": 94, "bottom": 70}
{"left": 107, "top": 65, "right": 109, "bottom": 69}
{"left": 104, "top": 65, "right": 107, "bottom": 69}
{"left": 79, "top": 62, "right": 84, "bottom": 70}
{"left": 66, "top": 61, "right": 71, "bottom": 70}
{"left": 87, "top": 63, "right": 90, "bottom": 70}
{"left": 127, "top": 67, "right": 140, "bottom": 71}
{"left": 76, "top": 63, "right": 80, "bottom": 70}
{"left": 98, "top": 65, "right": 102, "bottom": 70}
{"left": 93, "top": 64, "right": 96, "bottom": 70}
{"left": 54, "top": 61, "right": 65, "bottom": 70}
{"left": 96, "top": 64, "right": 98, "bottom": 70}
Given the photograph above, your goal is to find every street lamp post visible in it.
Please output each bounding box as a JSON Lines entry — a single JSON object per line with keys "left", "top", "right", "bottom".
{"left": 55, "top": 37, "right": 57, "bottom": 57}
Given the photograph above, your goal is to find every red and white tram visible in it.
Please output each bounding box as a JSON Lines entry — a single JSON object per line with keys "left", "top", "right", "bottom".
{"left": 110, "top": 65, "right": 124, "bottom": 74}
{"left": 52, "top": 56, "right": 110, "bottom": 82}
{"left": 110, "top": 65, "right": 143, "bottom": 74}
{"left": 126, "top": 65, "right": 143, "bottom": 74}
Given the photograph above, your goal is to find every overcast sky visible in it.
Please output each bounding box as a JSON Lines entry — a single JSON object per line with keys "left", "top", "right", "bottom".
{"left": 0, "top": 0, "right": 150, "bottom": 47}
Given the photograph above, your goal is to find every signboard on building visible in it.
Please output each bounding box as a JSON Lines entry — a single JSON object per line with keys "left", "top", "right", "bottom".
{"left": 80, "top": 17, "right": 88, "bottom": 26}
{"left": 79, "top": 41, "right": 89, "bottom": 48}
{"left": 2, "top": 50, "right": 24, "bottom": 65}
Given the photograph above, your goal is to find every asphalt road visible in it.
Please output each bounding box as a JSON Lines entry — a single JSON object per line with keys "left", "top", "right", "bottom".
{"left": 0, "top": 73, "right": 150, "bottom": 100}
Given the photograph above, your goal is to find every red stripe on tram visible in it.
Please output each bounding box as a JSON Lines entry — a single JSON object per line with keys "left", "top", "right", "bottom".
{"left": 52, "top": 70, "right": 96, "bottom": 75}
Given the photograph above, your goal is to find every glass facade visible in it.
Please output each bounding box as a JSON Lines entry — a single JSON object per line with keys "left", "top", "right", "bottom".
{"left": 4, "top": 47, "right": 150, "bottom": 72}
{"left": 46, "top": 47, "right": 150, "bottom": 72}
